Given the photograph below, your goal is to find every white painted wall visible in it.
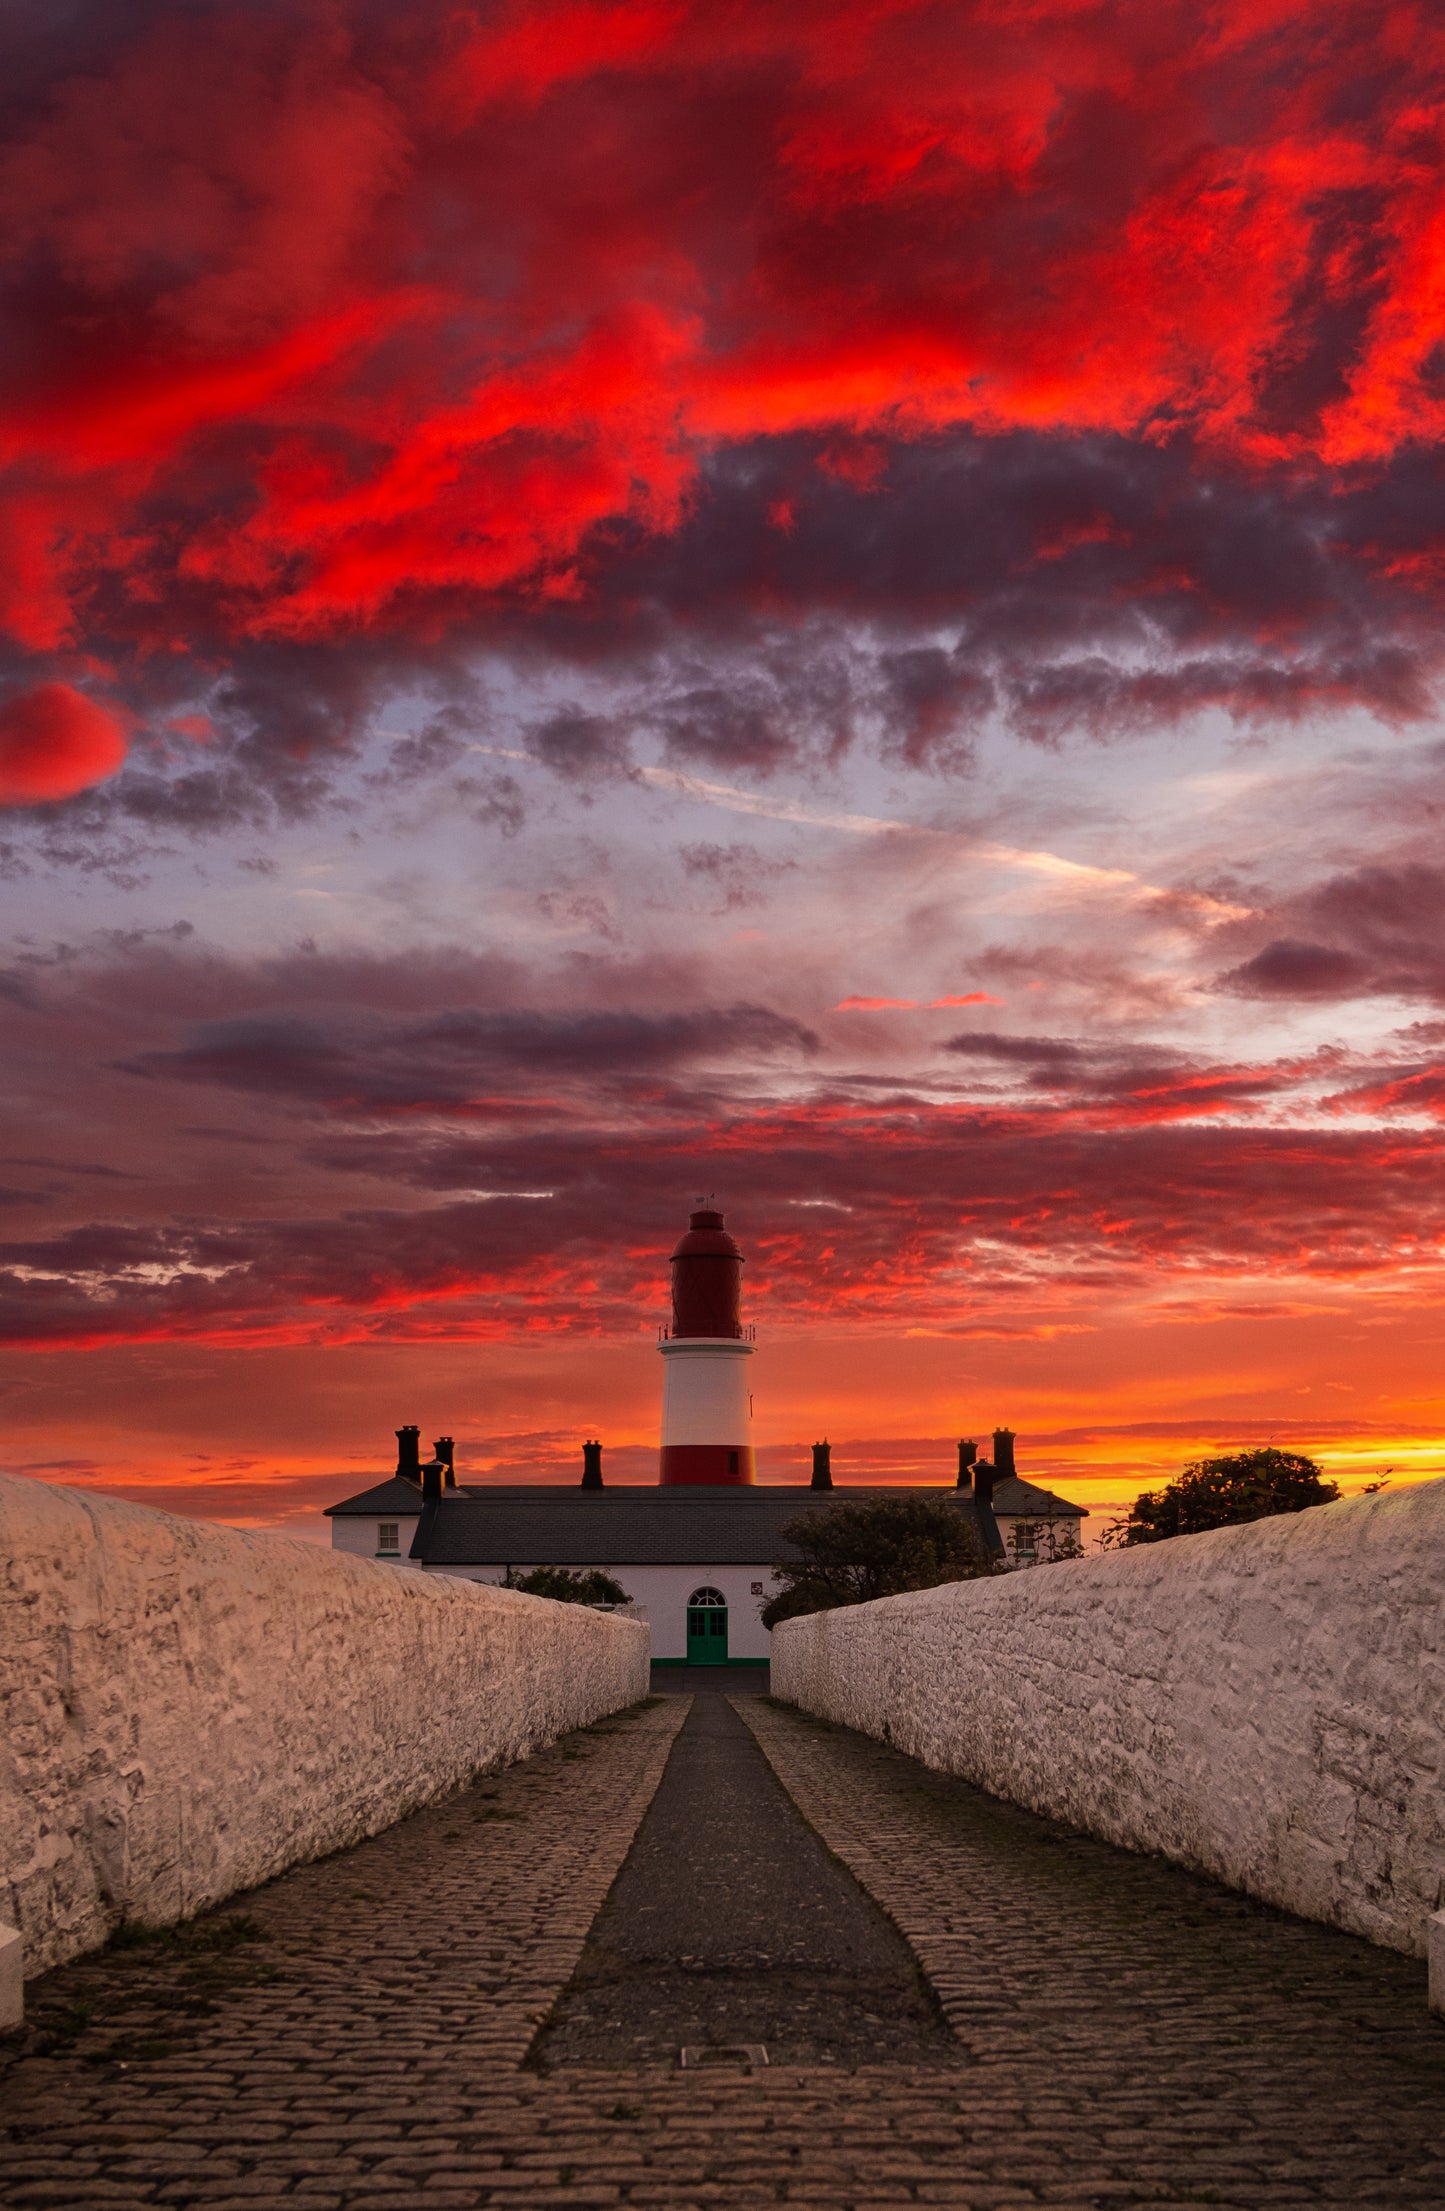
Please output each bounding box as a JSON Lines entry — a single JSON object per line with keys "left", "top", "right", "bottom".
{"left": 659, "top": 1338, "right": 754, "bottom": 1444}
{"left": 994, "top": 1513, "right": 1083, "bottom": 1565}
{"left": 773, "top": 1481, "right": 1445, "bottom": 1957}
{"left": 329, "top": 1515, "right": 421, "bottom": 1562}
{"left": 0, "top": 1473, "right": 649, "bottom": 1979}
{"left": 436, "top": 1561, "right": 774, "bottom": 1659}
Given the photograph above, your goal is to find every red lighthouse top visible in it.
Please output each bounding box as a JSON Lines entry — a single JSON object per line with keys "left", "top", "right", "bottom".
{"left": 669, "top": 1206, "right": 744, "bottom": 1338}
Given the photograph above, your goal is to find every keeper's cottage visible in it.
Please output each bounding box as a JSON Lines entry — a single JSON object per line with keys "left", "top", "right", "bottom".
{"left": 324, "top": 1206, "right": 1085, "bottom": 1661}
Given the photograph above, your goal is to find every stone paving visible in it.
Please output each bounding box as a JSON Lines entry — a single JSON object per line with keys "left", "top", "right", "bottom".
{"left": 537, "top": 1688, "right": 953, "bottom": 2067}
{"left": 0, "top": 1698, "right": 685, "bottom": 2208}
{"left": 738, "top": 1696, "right": 1445, "bottom": 2206}
{"left": 2, "top": 1686, "right": 1444, "bottom": 2209}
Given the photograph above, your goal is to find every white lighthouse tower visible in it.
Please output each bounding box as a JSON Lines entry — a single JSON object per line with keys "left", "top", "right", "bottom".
{"left": 658, "top": 1205, "right": 755, "bottom": 1484}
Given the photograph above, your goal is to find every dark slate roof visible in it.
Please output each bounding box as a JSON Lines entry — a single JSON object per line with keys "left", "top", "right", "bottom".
{"left": 324, "top": 1476, "right": 425, "bottom": 1517}
{"left": 408, "top": 1485, "right": 996, "bottom": 1567}
{"left": 989, "top": 1475, "right": 1088, "bottom": 1520}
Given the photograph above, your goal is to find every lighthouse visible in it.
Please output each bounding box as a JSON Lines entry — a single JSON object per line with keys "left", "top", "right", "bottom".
{"left": 327, "top": 1200, "right": 1077, "bottom": 1655}
{"left": 658, "top": 1205, "right": 756, "bottom": 1484}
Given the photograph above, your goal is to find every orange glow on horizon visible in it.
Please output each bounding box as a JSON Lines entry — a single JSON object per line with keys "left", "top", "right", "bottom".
{"left": 9, "top": 1289, "right": 1442, "bottom": 1537}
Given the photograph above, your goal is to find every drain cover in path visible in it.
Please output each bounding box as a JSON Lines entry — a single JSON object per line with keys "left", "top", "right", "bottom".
{"left": 533, "top": 1691, "right": 958, "bottom": 2068}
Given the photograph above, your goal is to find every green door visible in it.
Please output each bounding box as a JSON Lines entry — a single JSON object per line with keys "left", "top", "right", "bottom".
{"left": 686, "top": 1586, "right": 728, "bottom": 1664}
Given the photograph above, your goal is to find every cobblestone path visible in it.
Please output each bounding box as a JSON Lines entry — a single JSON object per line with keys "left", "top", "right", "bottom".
{"left": 738, "top": 1696, "right": 1445, "bottom": 2206}
{"left": 0, "top": 1699, "right": 685, "bottom": 2209}
{"left": 3, "top": 1688, "right": 1444, "bottom": 2209}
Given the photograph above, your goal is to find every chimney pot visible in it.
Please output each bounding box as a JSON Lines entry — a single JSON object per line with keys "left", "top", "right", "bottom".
{"left": 957, "top": 1439, "right": 976, "bottom": 1491}
{"left": 581, "top": 1439, "right": 604, "bottom": 1490}
{"left": 434, "top": 1436, "right": 456, "bottom": 1489}
{"left": 811, "top": 1440, "right": 833, "bottom": 1490}
{"left": 395, "top": 1425, "right": 422, "bottom": 1481}
{"left": 992, "top": 1427, "right": 1016, "bottom": 1480}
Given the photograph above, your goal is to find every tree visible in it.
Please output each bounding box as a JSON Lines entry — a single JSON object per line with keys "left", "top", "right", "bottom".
{"left": 1099, "top": 1447, "right": 1340, "bottom": 1547}
{"left": 503, "top": 1565, "right": 632, "bottom": 1606}
{"left": 761, "top": 1494, "right": 993, "bottom": 1628}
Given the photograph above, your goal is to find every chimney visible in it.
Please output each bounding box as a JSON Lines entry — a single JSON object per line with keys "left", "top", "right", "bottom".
{"left": 956, "top": 1438, "right": 977, "bottom": 1493}
{"left": 581, "top": 1439, "right": 604, "bottom": 1490}
{"left": 421, "top": 1454, "right": 443, "bottom": 1508}
{"left": 992, "top": 1427, "right": 1016, "bottom": 1480}
{"left": 969, "top": 1455, "right": 1005, "bottom": 1562}
{"left": 811, "top": 1439, "right": 833, "bottom": 1490}
{"left": 395, "top": 1425, "right": 422, "bottom": 1483}
{"left": 434, "top": 1437, "right": 456, "bottom": 1491}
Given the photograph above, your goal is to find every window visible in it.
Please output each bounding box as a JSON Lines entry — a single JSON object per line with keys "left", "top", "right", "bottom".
{"left": 688, "top": 1586, "right": 726, "bottom": 1606}
{"left": 377, "top": 1522, "right": 399, "bottom": 1555}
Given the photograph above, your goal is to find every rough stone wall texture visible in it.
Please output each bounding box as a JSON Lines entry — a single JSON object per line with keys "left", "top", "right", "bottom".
{"left": 772, "top": 1481, "right": 1445, "bottom": 1956}
{"left": 0, "top": 1474, "right": 649, "bottom": 1977}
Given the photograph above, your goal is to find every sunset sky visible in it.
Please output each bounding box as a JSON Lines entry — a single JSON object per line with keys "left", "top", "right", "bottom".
{"left": 3, "top": 0, "right": 1444, "bottom": 1536}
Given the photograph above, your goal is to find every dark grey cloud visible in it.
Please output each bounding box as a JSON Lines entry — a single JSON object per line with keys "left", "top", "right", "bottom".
{"left": 0, "top": 633, "right": 485, "bottom": 860}
{"left": 944, "top": 1031, "right": 1086, "bottom": 1065}
{"left": 546, "top": 430, "right": 1445, "bottom": 743}
{"left": 10, "top": 422, "right": 1445, "bottom": 865}
{"left": 1220, "top": 940, "right": 1374, "bottom": 1000}
{"left": 940, "top": 1029, "right": 1297, "bottom": 1116}
{"left": 875, "top": 646, "right": 986, "bottom": 773}
{"left": 679, "top": 842, "right": 797, "bottom": 911}
{"left": 657, "top": 681, "right": 795, "bottom": 775}
{"left": 1218, "top": 864, "right": 1445, "bottom": 1004}
{"left": 455, "top": 770, "right": 526, "bottom": 836}
{"left": 524, "top": 707, "right": 636, "bottom": 783}
{"left": 366, "top": 708, "right": 473, "bottom": 788}
{"left": 120, "top": 1001, "right": 819, "bottom": 1109}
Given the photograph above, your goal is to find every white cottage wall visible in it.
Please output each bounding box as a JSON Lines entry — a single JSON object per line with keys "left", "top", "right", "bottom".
{"left": 329, "top": 1515, "right": 421, "bottom": 1562}
{"left": 434, "top": 1561, "right": 774, "bottom": 1659}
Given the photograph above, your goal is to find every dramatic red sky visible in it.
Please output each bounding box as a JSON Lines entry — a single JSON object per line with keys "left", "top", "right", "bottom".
{"left": 3, "top": 0, "right": 1444, "bottom": 1532}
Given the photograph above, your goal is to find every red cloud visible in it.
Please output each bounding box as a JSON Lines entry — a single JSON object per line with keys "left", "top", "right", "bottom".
{"left": 3, "top": 0, "right": 1445, "bottom": 661}
{"left": 834, "top": 991, "right": 1007, "bottom": 1011}
{"left": 5, "top": 1097, "right": 1443, "bottom": 1351}
{"left": 7, "top": 935, "right": 1445, "bottom": 1354}
{"left": 0, "top": 683, "right": 127, "bottom": 804}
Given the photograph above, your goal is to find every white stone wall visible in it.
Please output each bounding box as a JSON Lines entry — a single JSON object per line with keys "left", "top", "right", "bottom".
{"left": 772, "top": 1481, "right": 1445, "bottom": 1957}
{"left": 0, "top": 1473, "right": 650, "bottom": 1978}
{"left": 440, "top": 1561, "right": 774, "bottom": 1659}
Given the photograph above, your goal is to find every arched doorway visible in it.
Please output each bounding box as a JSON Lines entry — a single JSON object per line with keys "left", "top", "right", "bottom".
{"left": 686, "top": 1585, "right": 728, "bottom": 1665}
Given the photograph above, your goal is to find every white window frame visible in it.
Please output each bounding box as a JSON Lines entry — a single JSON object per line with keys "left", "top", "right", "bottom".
{"left": 377, "top": 1521, "right": 400, "bottom": 1556}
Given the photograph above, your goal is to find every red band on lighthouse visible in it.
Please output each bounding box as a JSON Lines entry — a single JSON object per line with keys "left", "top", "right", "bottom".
{"left": 659, "top": 1206, "right": 755, "bottom": 1485}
